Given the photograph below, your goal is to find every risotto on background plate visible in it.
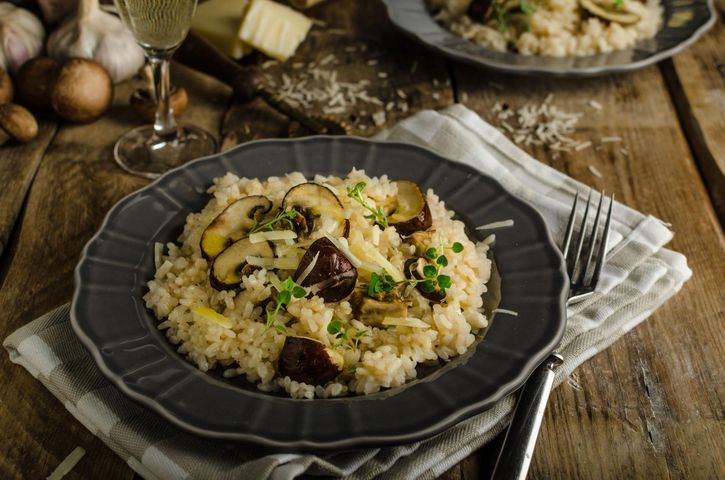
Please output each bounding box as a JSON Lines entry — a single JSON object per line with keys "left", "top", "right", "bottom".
{"left": 429, "top": 0, "right": 663, "bottom": 56}
{"left": 144, "top": 169, "right": 493, "bottom": 399}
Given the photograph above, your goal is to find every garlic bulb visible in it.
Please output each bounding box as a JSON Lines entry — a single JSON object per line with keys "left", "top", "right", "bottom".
{"left": 47, "top": 0, "right": 144, "bottom": 83}
{"left": 0, "top": 3, "right": 45, "bottom": 74}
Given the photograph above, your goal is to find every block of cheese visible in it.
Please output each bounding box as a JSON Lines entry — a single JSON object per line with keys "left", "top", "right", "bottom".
{"left": 238, "top": 0, "right": 313, "bottom": 61}
{"left": 191, "top": 0, "right": 252, "bottom": 59}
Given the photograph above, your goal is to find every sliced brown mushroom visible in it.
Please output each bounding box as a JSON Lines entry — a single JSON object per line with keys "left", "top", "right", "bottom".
{"left": 200, "top": 195, "right": 273, "bottom": 260}
{"left": 388, "top": 181, "right": 432, "bottom": 236}
{"left": 283, "top": 183, "right": 349, "bottom": 239}
{"left": 407, "top": 230, "right": 437, "bottom": 257}
{"left": 277, "top": 336, "right": 344, "bottom": 385}
{"left": 404, "top": 257, "right": 446, "bottom": 303}
{"left": 350, "top": 288, "right": 409, "bottom": 327}
{"left": 293, "top": 237, "right": 357, "bottom": 302}
{"left": 580, "top": 0, "right": 640, "bottom": 24}
{"left": 209, "top": 238, "right": 274, "bottom": 290}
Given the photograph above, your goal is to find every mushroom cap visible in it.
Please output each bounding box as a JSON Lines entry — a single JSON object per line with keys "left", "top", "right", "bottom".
{"left": 50, "top": 58, "right": 113, "bottom": 123}
{"left": 0, "top": 103, "right": 38, "bottom": 143}
{"left": 277, "top": 336, "right": 344, "bottom": 385}
{"left": 130, "top": 86, "right": 188, "bottom": 123}
{"left": 293, "top": 237, "right": 357, "bottom": 302}
{"left": 15, "top": 57, "right": 60, "bottom": 110}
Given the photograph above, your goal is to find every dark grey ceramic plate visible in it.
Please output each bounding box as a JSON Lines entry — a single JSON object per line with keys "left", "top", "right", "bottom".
{"left": 382, "top": 0, "right": 715, "bottom": 76}
{"left": 71, "top": 136, "right": 567, "bottom": 450}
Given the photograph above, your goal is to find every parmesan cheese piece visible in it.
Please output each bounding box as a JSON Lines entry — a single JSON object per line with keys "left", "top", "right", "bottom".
{"left": 239, "top": 0, "right": 312, "bottom": 61}
{"left": 191, "top": 0, "right": 252, "bottom": 59}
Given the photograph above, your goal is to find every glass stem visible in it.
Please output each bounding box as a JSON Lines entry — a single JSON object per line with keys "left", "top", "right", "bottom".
{"left": 149, "top": 55, "right": 178, "bottom": 139}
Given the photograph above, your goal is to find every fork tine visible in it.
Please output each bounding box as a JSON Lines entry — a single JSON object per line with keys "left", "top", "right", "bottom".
{"left": 570, "top": 190, "right": 592, "bottom": 279}
{"left": 562, "top": 192, "right": 580, "bottom": 258}
{"left": 579, "top": 191, "right": 605, "bottom": 285}
{"left": 589, "top": 194, "right": 614, "bottom": 290}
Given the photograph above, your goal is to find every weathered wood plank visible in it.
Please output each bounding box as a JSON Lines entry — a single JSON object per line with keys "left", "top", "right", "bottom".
{"left": 0, "top": 116, "right": 57, "bottom": 258}
{"left": 452, "top": 63, "right": 725, "bottom": 479}
{"left": 663, "top": 1, "right": 725, "bottom": 224}
{"left": 0, "top": 64, "right": 230, "bottom": 480}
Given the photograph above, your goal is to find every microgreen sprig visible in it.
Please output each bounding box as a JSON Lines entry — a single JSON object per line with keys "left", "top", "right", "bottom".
{"left": 613, "top": 0, "right": 623, "bottom": 9}
{"left": 364, "top": 241, "right": 463, "bottom": 298}
{"left": 250, "top": 206, "right": 299, "bottom": 234}
{"left": 346, "top": 182, "right": 389, "bottom": 228}
{"left": 264, "top": 277, "right": 306, "bottom": 334}
{"left": 327, "top": 319, "right": 369, "bottom": 349}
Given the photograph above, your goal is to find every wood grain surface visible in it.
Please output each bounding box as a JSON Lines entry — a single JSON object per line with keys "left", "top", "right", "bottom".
{"left": 664, "top": 1, "right": 725, "bottom": 224}
{"left": 0, "top": 1, "right": 723, "bottom": 479}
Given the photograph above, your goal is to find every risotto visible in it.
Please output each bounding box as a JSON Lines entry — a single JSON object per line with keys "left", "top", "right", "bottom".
{"left": 429, "top": 0, "right": 663, "bottom": 57}
{"left": 144, "top": 169, "right": 492, "bottom": 399}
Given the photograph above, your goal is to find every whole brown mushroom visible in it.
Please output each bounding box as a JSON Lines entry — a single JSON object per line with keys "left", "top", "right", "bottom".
{"left": 0, "top": 103, "right": 38, "bottom": 145}
{"left": 130, "top": 86, "right": 188, "bottom": 123}
{"left": 15, "top": 57, "right": 60, "bottom": 110}
{"left": 0, "top": 69, "right": 12, "bottom": 104}
{"left": 50, "top": 58, "right": 113, "bottom": 123}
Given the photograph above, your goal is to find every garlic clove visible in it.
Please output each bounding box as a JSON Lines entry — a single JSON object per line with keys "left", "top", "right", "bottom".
{"left": 0, "top": 3, "right": 45, "bottom": 74}
{"left": 0, "top": 103, "right": 39, "bottom": 143}
{"left": 47, "top": 0, "right": 144, "bottom": 84}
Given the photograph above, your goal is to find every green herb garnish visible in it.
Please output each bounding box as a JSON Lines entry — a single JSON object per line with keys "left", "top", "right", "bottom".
{"left": 368, "top": 270, "right": 398, "bottom": 297}
{"left": 613, "top": 0, "right": 623, "bottom": 9}
{"left": 250, "top": 206, "right": 299, "bottom": 234}
{"left": 520, "top": 0, "right": 536, "bottom": 14}
{"left": 264, "top": 277, "right": 306, "bottom": 334}
{"left": 346, "top": 182, "right": 389, "bottom": 228}
{"left": 327, "top": 319, "right": 369, "bottom": 349}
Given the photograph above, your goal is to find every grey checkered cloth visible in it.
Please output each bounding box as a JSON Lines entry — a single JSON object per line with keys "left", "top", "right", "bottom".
{"left": 4, "top": 105, "right": 691, "bottom": 479}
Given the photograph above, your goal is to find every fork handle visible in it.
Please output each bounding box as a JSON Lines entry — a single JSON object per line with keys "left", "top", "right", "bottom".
{"left": 491, "top": 353, "right": 563, "bottom": 480}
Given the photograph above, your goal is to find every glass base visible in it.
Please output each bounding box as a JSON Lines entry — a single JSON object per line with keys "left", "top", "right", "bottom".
{"left": 114, "top": 124, "right": 217, "bottom": 180}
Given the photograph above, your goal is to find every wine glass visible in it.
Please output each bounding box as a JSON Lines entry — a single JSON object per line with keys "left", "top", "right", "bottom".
{"left": 113, "top": 0, "right": 216, "bottom": 179}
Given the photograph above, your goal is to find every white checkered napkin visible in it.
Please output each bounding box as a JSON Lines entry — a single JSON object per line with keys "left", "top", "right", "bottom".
{"left": 4, "top": 105, "right": 691, "bottom": 480}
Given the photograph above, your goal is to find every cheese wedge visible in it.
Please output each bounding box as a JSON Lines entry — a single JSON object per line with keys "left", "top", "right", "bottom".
{"left": 191, "top": 0, "right": 252, "bottom": 59}
{"left": 238, "top": 0, "right": 312, "bottom": 61}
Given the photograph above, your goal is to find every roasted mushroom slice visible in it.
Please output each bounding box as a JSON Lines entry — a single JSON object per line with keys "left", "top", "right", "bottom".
{"left": 283, "top": 183, "right": 348, "bottom": 239}
{"left": 277, "top": 336, "right": 344, "bottom": 385}
{"left": 200, "top": 195, "right": 273, "bottom": 260}
{"left": 580, "top": 0, "right": 640, "bottom": 24}
{"left": 350, "top": 289, "right": 408, "bottom": 327}
{"left": 405, "top": 257, "right": 446, "bottom": 303}
{"left": 293, "top": 237, "right": 357, "bottom": 302}
{"left": 388, "top": 181, "right": 432, "bottom": 236}
{"left": 210, "top": 238, "right": 274, "bottom": 290}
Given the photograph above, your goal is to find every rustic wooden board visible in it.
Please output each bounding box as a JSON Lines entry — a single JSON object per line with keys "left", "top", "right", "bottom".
{"left": 222, "top": 0, "right": 453, "bottom": 146}
{"left": 663, "top": 5, "right": 725, "bottom": 224}
{"left": 0, "top": 64, "right": 229, "bottom": 480}
{"left": 451, "top": 62, "right": 725, "bottom": 479}
{"left": 0, "top": 115, "right": 57, "bottom": 258}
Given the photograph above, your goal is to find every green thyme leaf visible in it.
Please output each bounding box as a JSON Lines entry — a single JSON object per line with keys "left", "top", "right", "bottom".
{"left": 419, "top": 280, "right": 436, "bottom": 293}
{"left": 292, "top": 286, "right": 307, "bottom": 298}
{"left": 613, "top": 0, "right": 623, "bottom": 9}
{"left": 423, "top": 265, "right": 438, "bottom": 278}
{"left": 425, "top": 247, "right": 438, "bottom": 259}
{"left": 452, "top": 242, "right": 464, "bottom": 253}
{"left": 347, "top": 182, "right": 389, "bottom": 228}
{"left": 436, "top": 255, "right": 448, "bottom": 267}
{"left": 327, "top": 319, "right": 342, "bottom": 335}
{"left": 437, "top": 275, "right": 452, "bottom": 289}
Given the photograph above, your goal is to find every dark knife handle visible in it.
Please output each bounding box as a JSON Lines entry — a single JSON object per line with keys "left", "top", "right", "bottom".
{"left": 491, "top": 353, "right": 563, "bottom": 480}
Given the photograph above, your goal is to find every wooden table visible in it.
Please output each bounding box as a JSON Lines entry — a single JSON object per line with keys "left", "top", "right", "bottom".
{"left": 1, "top": 1, "right": 723, "bottom": 478}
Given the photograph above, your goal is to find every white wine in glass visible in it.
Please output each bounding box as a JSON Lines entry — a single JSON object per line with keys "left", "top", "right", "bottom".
{"left": 114, "top": 0, "right": 216, "bottom": 179}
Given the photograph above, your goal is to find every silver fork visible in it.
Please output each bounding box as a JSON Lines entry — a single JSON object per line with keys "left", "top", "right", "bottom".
{"left": 491, "top": 190, "right": 614, "bottom": 480}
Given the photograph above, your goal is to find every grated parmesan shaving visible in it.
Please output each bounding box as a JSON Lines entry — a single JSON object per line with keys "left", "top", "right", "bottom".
{"left": 493, "top": 308, "right": 519, "bottom": 316}
{"left": 382, "top": 316, "right": 430, "bottom": 328}
{"left": 476, "top": 219, "right": 515, "bottom": 231}
{"left": 249, "top": 230, "right": 298, "bottom": 243}
{"left": 588, "top": 165, "right": 603, "bottom": 178}
{"left": 296, "top": 251, "right": 319, "bottom": 285}
{"left": 588, "top": 100, "right": 603, "bottom": 110}
{"left": 47, "top": 447, "right": 86, "bottom": 480}
{"left": 154, "top": 242, "right": 164, "bottom": 269}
